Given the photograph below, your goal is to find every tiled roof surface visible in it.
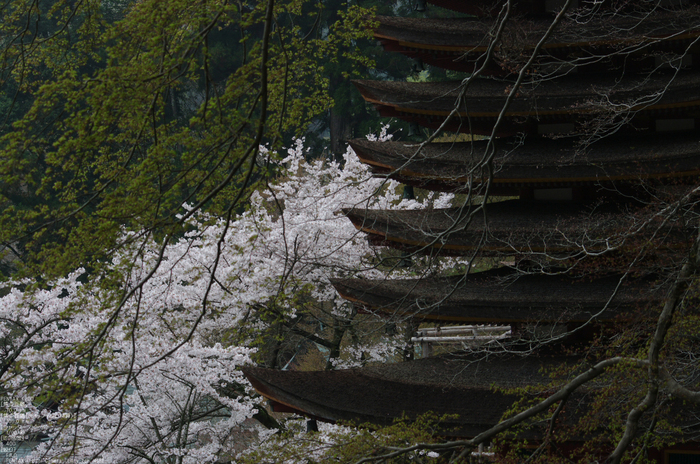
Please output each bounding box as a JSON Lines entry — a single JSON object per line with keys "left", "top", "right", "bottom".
{"left": 343, "top": 200, "right": 691, "bottom": 255}
{"left": 243, "top": 351, "right": 578, "bottom": 436}
{"left": 375, "top": 11, "right": 700, "bottom": 50}
{"left": 349, "top": 134, "right": 700, "bottom": 190}
{"left": 353, "top": 72, "right": 700, "bottom": 116}
{"left": 332, "top": 267, "right": 665, "bottom": 323}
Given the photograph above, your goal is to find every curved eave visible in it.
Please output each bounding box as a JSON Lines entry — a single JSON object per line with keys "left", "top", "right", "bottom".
{"left": 362, "top": 163, "right": 700, "bottom": 189}
{"left": 241, "top": 354, "right": 573, "bottom": 436}
{"left": 377, "top": 40, "right": 700, "bottom": 75}
{"left": 373, "top": 13, "right": 700, "bottom": 54}
{"left": 241, "top": 366, "right": 509, "bottom": 434}
{"left": 341, "top": 201, "right": 691, "bottom": 256}
{"left": 353, "top": 86, "right": 700, "bottom": 121}
{"left": 242, "top": 355, "right": 697, "bottom": 439}
{"left": 377, "top": 34, "right": 700, "bottom": 54}
{"left": 331, "top": 272, "right": 664, "bottom": 324}
{"left": 243, "top": 367, "right": 344, "bottom": 423}
{"left": 342, "top": 207, "right": 584, "bottom": 255}
{"left": 348, "top": 137, "right": 700, "bottom": 191}
{"left": 352, "top": 75, "right": 700, "bottom": 120}
{"left": 424, "top": 0, "right": 700, "bottom": 16}
{"left": 357, "top": 228, "right": 690, "bottom": 257}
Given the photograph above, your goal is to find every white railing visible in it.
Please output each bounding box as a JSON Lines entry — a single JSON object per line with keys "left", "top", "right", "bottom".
{"left": 411, "top": 325, "right": 511, "bottom": 357}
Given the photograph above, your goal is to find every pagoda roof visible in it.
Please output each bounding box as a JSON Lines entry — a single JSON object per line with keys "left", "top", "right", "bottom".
{"left": 424, "top": 0, "right": 700, "bottom": 17}
{"left": 331, "top": 267, "right": 665, "bottom": 323}
{"left": 242, "top": 351, "right": 576, "bottom": 436}
{"left": 343, "top": 199, "right": 689, "bottom": 256}
{"left": 375, "top": 12, "right": 700, "bottom": 73}
{"left": 353, "top": 72, "right": 700, "bottom": 136}
{"left": 348, "top": 133, "right": 700, "bottom": 192}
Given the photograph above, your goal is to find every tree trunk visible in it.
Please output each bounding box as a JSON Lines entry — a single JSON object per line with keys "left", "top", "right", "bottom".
{"left": 330, "top": 106, "right": 352, "bottom": 161}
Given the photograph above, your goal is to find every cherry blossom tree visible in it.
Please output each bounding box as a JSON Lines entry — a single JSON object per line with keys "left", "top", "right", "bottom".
{"left": 0, "top": 130, "right": 456, "bottom": 463}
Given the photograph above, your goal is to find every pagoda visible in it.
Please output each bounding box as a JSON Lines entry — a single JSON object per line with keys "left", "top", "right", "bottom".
{"left": 243, "top": 1, "right": 700, "bottom": 461}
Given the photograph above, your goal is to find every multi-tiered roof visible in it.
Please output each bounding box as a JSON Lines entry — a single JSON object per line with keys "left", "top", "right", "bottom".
{"left": 243, "top": 0, "right": 700, "bottom": 457}
{"left": 374, "top": 8, "right": 700, "bottom": 73}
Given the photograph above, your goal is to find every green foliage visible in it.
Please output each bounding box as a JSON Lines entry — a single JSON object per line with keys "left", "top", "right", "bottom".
{"left": 238, "top": 412, "right": 455, "bottom": 464}
{"left": 0, "top": 0, "right": 375, "bottom": 281}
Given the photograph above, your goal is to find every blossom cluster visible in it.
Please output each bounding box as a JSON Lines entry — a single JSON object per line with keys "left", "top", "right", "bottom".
{"left": 0, "top": 133, "right": 453, "bottom": 462}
